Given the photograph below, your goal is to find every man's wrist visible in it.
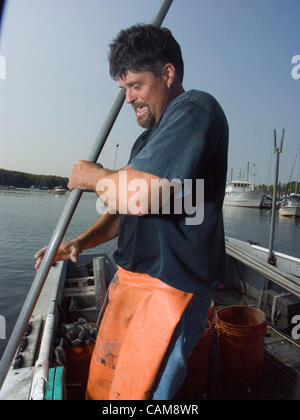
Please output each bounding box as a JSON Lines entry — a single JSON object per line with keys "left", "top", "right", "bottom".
{"left": 92, "top": 167, "right": 112, "bottom": 191}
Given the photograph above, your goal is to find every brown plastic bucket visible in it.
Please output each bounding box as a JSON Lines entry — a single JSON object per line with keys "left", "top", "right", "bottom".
{"left": 216, "top": 305, "right": 266, "bottom": 388}
{"left": 177, "top": 319, "right": 212, "bottom": 399}
{"left": 65, "top": 343, "right": 95, "bottom": 399}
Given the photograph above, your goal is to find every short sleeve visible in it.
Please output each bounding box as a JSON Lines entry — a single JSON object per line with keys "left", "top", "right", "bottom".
{"left": 127, "top": 130, "right": 152, "bottom": 165}
{"left": 129, "top": 98, "right": 213, "bottom": 182}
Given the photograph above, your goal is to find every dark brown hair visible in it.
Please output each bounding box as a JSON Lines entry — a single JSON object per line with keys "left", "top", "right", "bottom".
{"left": 109, "top": 24, "right": 184, "bottom": 83}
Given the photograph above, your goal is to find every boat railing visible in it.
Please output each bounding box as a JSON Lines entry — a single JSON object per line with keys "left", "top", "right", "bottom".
{"left": 225, "top": 239, "right": 300, "bottom": 298}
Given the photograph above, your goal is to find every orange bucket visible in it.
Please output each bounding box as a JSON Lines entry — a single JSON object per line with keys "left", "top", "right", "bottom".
{"left": 216, "top": 305, "right": 266, "bottom": 388}
{"left": 177, "top": 319, "right": 212, "bottom": 399}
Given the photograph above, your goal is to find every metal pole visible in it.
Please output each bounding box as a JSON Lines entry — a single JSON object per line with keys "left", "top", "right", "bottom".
{"left": 268, "top": 129, "right": 284, "bottom": 265}
{"left": 0, "top": 0, "right": 174, "bottom": 389}
{"left": 0, "top": 0, "right": 6, "bottom": 31}
{"left": 152, "top": 0, "right": 173, "bottom": 27}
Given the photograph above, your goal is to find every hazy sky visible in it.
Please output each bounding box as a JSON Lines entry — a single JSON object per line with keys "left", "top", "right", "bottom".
{"left": 0, "top": 0, "right": 299, "bottom": 185}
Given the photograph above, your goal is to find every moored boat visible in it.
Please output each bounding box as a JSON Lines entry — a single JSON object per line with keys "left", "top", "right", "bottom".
{"left": 223, "top": 179, "right": 266, "bottom": 208}
{"left": 49, "top": 186, "right": 67, "bottom": 195}
{"left": 279, "top": 193, "right": 300, "bottom": 217}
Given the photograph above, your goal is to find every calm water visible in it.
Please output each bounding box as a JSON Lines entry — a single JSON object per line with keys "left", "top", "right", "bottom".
{"left": 0, "top": 189, "right": 299, "bottom": 358}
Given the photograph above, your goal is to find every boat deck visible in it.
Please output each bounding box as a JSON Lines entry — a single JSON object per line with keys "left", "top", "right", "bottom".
{"left": 1, "top": 250, "right": 299, "bottom": 400}
{"left": 186, "top": 288, "right": 300, "bottom": 400}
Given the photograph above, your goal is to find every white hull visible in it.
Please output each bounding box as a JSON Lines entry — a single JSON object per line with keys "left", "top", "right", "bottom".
{"left": 279, "top": 194, "right": 300, "bottom": 217}
{"left": 279, "top": 206, "right": 300, "bottom": 217}
{"left": 224, "top": 189, "right": 266, "bottom": 208}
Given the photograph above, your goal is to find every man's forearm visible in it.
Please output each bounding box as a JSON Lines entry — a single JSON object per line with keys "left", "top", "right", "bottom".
{"left": 68, "top": 160, "right": 164, "bottom": 216}
{"left": 76, "top": 212, "right": 120, "bottom": 250}
{"left": 96, "top": 166, "right": 164, "bottom": 215}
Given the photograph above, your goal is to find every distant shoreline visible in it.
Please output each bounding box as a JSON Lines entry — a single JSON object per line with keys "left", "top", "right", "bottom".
{"left": 0, "top": 168, "right": 69, "bottom": 190}
{"left": 0, "top": 186, "right": 96, "bottom": 194}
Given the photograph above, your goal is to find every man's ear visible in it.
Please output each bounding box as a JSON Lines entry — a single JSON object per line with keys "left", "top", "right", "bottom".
{"left": 162, "top": 63, "right": 176, "bottom": 88}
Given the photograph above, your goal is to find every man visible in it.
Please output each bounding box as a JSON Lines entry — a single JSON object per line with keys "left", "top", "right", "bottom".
{"left": 35, "top": 25, "right": 228, "bottom": 400}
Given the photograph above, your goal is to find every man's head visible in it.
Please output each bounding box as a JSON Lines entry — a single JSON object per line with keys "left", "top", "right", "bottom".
{"left": 109, "top": 25, "right": 184, "bottom": 129}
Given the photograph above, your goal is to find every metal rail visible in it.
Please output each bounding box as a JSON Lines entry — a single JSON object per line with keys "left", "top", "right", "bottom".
{"left": 268, "top": 129, "right": 284, "bottom": 265}
{"left": 226, "top": 240, "right": 300, "bottom": 298}
{"left": 0, "top": 0, "right": 173, "bottom": 390}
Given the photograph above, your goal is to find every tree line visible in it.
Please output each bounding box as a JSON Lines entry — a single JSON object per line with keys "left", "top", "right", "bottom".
{"left": 1, "top": 167, "right": 299, "bottom": 195}
{"left": 0, "top": 168, "right": 69, "bottom": 190}
{"left": 257, "top": 181, "right": 300, "bottom": 195}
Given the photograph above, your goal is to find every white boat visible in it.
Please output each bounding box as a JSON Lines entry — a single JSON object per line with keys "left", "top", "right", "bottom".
{"left": 50, "top": 186, "right": 67, "bottom": 195}
{"left": 279, "top": 193, "right": 300, "bottom": 217}
{"left": 223, "top": 179, "right": 266, "bottom": 208}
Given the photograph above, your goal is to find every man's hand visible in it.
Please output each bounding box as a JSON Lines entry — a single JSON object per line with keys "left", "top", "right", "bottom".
{"left": 68, "top": 160, "right": 104, "bottom": 191}
{"left": 34, "top": 239, "right": 83, "bottom": 270}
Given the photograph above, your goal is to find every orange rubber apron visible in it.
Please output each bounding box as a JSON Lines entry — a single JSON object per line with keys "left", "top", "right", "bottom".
{"left": 85, "top": 265, "right": 193, "bottom": 400}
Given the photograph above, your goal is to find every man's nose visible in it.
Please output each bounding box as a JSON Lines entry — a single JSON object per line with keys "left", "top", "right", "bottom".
{"left": 125, "top": 89, "right": 136, "bottom": 104}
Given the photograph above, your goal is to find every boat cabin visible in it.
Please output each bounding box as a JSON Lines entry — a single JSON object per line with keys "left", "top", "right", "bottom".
{"left": 225, "top": 180, "right": 254, "bottom": 195}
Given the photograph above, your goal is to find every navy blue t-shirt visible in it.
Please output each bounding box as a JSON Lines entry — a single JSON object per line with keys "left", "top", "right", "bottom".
{"left": 113, "top": 90, "right": 228, "bottom": 293}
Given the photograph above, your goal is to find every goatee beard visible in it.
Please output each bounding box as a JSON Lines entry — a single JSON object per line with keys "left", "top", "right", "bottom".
{"left": 133, "top": 103, "right": 156, "bottom": 129}
{"left": 137, "top": 113, "right": 156, "bottom": 129}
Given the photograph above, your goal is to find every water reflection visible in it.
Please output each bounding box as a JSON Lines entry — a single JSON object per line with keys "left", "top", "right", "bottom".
{"left": 223, "top": 206, "right": 299, "bottom": 257}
